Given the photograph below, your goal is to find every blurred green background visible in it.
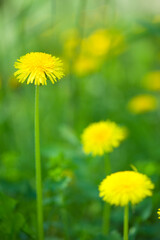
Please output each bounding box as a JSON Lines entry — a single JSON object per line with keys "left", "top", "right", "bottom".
{"left": 0, "top": 0, "right": 160, "bottom": 239}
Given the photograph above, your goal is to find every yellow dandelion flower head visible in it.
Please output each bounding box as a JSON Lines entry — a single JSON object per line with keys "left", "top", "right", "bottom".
{"left": 73, "top": 55, "right": 99, "bottom": 76}
{"left": 127, "top": 94, "right": 157, "bottom": 114}
{"left": 99, "top": 171, "right": 154, "bottom": 206}
{"left": 14, "top": 52, "right": 64, "bottom": 85}
{"left": 83, "top": 29, "right": 111, "bottom": 57}
{"left": 143, "top": 71, "right": 160, "bottom": 91}
{"left": 81, "top": 120, "right": 127, "bottom": 156}
{"left": 157, "top": 209, "right": 160, "bottom": 219}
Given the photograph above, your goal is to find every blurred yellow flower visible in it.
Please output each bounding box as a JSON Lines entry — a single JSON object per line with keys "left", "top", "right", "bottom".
{"left": 157, "top": 209, "right": 160, "bottom": 219}
{"left": 73, "top": 55, "right": 98, "bottom": 76}
{"left": 83, "top": 29, "right": 111, "bottom": 57}
{"left": 143, "top": 71, "right": 160, "bottom": 91}
{"left": 14, "top": 52, "right": 64, "bottom": 85}
{"left": 81, "top": 120, "right": 126, "bottom": 156}
{"left": 127, "top": 94, "right": 157, "bottom": 114}
{"left": 99, "top": 171, "right": 154, "bottom": 206}
{"left": 63, "top": 28, "right": 125, "bottom": 76}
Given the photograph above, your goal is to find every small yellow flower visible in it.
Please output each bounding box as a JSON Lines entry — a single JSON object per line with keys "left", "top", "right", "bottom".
{"left": 82, "top": 29, "right": 125, "bottom": 57}
{"left": 157, "top": 209, "right": 160, "bottom": 219}
{"left": 84, "top": 29, "right": 111, "bottom": 57}
{"left": 14, "top": 52, "right": 64, "bottom": 85}
{"left": 99, "top": 171, "right": 154, "bottom": 206}
{"left": 81, "top": 121, "right": 127, "bottom": 156}
{"left": 143, "top": 71, "right": 160, "bottom": 91}
{"left": 73, "top": 55, "right": 99, "bottom": 76}
{"left": 127, "top": 94, "right": 157, "bottom": 114}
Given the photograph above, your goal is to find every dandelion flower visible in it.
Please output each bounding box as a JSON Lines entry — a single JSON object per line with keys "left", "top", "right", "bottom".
{"left": 81, "top": 120, "right": 127, "bottom": 156}
{"left": 143, "top": 71, "right": 160, "bottom": 91}
{"left": 74, "top": 55, "right": 98, "bottom": 76}
{"left": 84, "top": 29, "right": 111, "bottom": 57}
{"left": 82, "top": 29, "right": 125, "bottom": 57}
{"left": 157, "top": 209, "right": 160, "bottom": 219}
{"left": 99, "top": 171, "right": 154, "bottom": 207}
{"left": 14, "top": 52, "right": 64, "bottom": 85}
{"left": 14, "top": 52, "right": 64, "bottom": 239}
{"left": 127, "top": 94, "right": 157, "bottom": 114}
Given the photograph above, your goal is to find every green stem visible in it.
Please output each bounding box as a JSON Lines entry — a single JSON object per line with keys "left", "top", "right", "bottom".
{"left": 35, "top": 86, "right": 44, "bottom": 240}
{"left": 104, "top": 153, "right": 111, "bottom": 173}
{"left": 61, "top": 207, "right": 69, "bottom": 240}
{"left": 103, "top": 154, "right": 111, "bottom": 235}
{"left": 76, "top": 0, "right": 87, "bottom": 40}
{"left": 103, "top": 203, "right": 110, "bottom": 235}
{"left": 67, "top": 0, "right": 88, "bottom": 127}
{"left": 123, "top": 204, "right": 129, "bottom": 240}
{"left": 60, "top": 192, "right": 69, "bottom": 240}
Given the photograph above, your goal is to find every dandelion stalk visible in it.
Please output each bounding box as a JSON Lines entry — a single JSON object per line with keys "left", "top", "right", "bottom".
{"left": 81, "top": 121, "right": 126, "bottom": 235}
{"left": 76, "top": 0, "right": 87, "bottom": 47}
{"left": 102, "top": 154, "right": 111, "bottom": 235}
{"left": 99, "top": 171, "right": 154, "bottom": 239}
{"left": 104, "top": 153, "right": 111, "bottom": 173}
{"left": 102, "top": 202, "right": 110, "bottom": 235}
{"left": 35, "top": 85, "right": 44, "bottom": 240}
{"left": 123, "top": 204, "right": 129, "bottom": 240}
{"left": 14, "top": 52, "right": 64, "bottom": 240}
{"left": 68, "top": 0, "right": 88, "bottom": 126}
